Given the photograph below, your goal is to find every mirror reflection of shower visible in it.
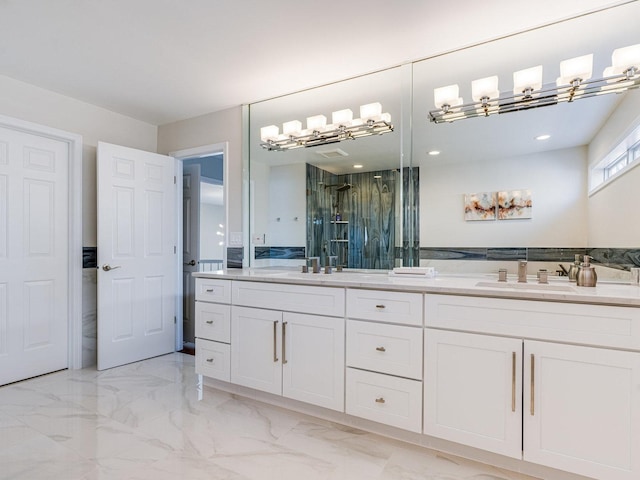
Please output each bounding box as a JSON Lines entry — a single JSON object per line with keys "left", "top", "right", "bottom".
{"left": 307, "top": 164, "right": 410, "bottom": 269}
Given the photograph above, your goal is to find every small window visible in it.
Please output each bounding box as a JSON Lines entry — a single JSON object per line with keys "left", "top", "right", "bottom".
{"left": 604, "top": 153, "right": 628, "bottom": 180}
{"left": 590, "top": 125, "right": 640, "bottom": 193}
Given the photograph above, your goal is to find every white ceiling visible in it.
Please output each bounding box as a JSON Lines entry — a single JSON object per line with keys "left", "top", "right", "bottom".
{"left": 0, "top": 0, "right": 630, "bottom": 125}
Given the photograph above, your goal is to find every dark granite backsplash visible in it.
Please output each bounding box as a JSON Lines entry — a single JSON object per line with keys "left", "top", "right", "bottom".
{"left": 420, "top": 247, "right": 640, "bottom": 270}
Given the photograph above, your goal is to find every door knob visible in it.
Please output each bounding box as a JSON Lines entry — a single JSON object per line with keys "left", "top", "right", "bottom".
{"left": 184, "top": 260, "right": 196, "bottom": 266}
{"left": 102, "top": 264, "right": 121, "bottom": 271}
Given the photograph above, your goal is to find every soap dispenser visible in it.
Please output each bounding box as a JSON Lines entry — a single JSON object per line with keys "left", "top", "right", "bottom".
{"left": 567, "top": 254, "right": 581, "bottom": 282}
{"left": 576, "top": 255, "right": 597, "bottom": 287}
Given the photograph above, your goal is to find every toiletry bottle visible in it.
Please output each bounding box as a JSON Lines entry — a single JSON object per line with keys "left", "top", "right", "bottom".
{"left": 576, "top": 255, "right": 597, "bottom": 287}
{"left": 567, "top": 254, "right": 581, "bottom": 282}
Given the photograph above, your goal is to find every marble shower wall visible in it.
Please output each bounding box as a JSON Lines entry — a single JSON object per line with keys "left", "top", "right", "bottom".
{"left": 306, "top": 164, "right": 403, "bottom": 269}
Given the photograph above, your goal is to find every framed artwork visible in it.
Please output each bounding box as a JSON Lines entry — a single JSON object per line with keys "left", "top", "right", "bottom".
{"left": 464, "top": 192, "right": 497, "bottom": 221}
{"left": 498, "top": 189, "right": 532, "bottom": 219}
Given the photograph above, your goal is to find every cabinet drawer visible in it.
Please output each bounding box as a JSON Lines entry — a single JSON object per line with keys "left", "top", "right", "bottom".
{"left": 195, "top": 338, "right": 230, "bottom": 382}
{"left": 195, "top": 278, "right": 232, "bottom": 303}
{"left": 232, "top": 281, "right": 344, "bottom": 317}
{"left": 347, "top": 289, "right": 422, "bottom": 326}
{"left": 425, "top": 294, "right": 640, "bottom": 350}
{"left": 346, "top": 368, "right": 422, "bottom": 433}
{"left": 195, "top": 302, "right": 230, "bottom": 343}
{"left": 347, "top": 320, "right": 422, "bottom": 380}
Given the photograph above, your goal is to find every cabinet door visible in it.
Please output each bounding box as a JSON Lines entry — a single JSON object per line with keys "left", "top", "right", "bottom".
{"left": 282, "top": 312, "right": 345, "bottom": 411}
{"left": 424, "top": 329, "right": 523, "bottom": 459}
{"left": 230, "top": 306, "right": 282, "bottom": 395}
{"left": 524, "top": 341, "right": 640, "bottom": 480}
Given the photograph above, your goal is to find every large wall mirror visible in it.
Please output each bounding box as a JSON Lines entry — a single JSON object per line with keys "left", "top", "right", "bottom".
{"left": 249, "top": 66, "right": 412, "bottom": 269}
{"left": 413, "top": 2, "right": 639, "bottom": 274}
{"left": 248, "top": 2, "right": 639, "bottom": 273}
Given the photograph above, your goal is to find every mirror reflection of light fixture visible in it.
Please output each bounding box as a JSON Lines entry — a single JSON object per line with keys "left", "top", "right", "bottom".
{"left": 260, "top": 102, "right": 393, "bottom": 151}
{"left": 429, "top": 44, "right": 640, "bottom": 124}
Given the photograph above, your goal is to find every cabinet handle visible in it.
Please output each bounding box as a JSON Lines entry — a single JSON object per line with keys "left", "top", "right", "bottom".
{"left": 375, "top": 346, "right": 386, "bottom": 352}
{"left": 273, "top": 321, "right": 279, "bottom": 363}
{"left": 206, "top": 288, "right": 214, "bottom": 293}
{"left": 511, "top": 352, "right": 516, "bottom": 413}
{"left": 530, "top": 353, "right": 535, "bottom": 416}
{"left": 375, "top": 304, "right": 386, "bottom": 309}
{"left": 375, "top": 397, "right": 386, "bottom": 404}
{"left": 206, "top": 320, "right": 214, "bottom": 325}
{"left": 206, "top": 358, "right": 214, "bottom": 363}
{"left": 282, "top": 321, "right": 288, "bottom": 365}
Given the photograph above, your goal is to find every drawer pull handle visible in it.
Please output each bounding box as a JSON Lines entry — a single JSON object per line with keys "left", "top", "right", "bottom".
{"left": 206, "top": 288, "right": 214, "bottom": 293}
{"left": 530, "top": 353, "right": 535, "bottom": 416}
{"left": 282, "top": 321, "right": 288, "bottom": 365}
{"left": 375, "top": 397, "right": 386, "bottom": 404}
{"left": 375, "top": 346, "right": 386, "bottom": 352}
{"left": 206, "top": 320, "right": 214, "bottom": 325}
{"left": 375, "top": 304, "right": 386, "bottom": 309}
{"left": 206, "top": 358, "right": 214, "bottom": 363}
{"left": 273, "top": 321, "right": 279, "bottom": 363}
{"left": 511, "top": 351, "right": 516, "bottom": 413}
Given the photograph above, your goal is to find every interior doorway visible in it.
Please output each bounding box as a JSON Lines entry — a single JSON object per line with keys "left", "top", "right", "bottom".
{"left": 172, "top": 143, "right": 227, "bottom": 352}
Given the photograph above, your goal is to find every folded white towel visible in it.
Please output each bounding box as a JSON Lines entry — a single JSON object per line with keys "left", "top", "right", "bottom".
{"left": 389, "top": 267, "right": 435, "bottom": 277}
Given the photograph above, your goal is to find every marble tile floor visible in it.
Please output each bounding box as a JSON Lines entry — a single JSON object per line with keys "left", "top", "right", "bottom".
{"left": 0, "top": 353, "right": 540, "bottom": 480}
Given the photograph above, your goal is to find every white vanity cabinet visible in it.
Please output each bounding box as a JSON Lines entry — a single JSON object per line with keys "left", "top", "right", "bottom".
{"left": 345, "top": 289, "right": 423, "bottom": 433}
{"left": 194, "top": 278, "right": 232, "bottom": 382}
{"left": 230, "top": 282, "right": 345, "bottom": 412}
{"left": 424, "top": 294, "right": 640, "bottom": 480}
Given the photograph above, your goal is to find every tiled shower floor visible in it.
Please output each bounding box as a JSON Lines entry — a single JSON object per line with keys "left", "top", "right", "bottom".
{"left": 0, "top": 353, "right": 540, "bottom": 480}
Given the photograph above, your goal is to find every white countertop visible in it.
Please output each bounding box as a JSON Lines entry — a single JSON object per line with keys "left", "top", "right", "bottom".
{"left": 194, "top": 268, "right": 640, "bottom": 307}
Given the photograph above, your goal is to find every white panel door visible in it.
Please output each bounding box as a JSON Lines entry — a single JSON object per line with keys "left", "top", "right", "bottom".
{"left": 97, "top": 142, "right": 176, "bottom": 370}
{"left": 424, "top": 329, "right": 523, "bottom": 459}
{"left": 182, "top": 164, "right": 200, "bottom": 343}
{"left": 524, "top": 340, "right": 640, "bottom": 480}
{"left": 0, "top": 127, "right": 69, "bottom": 385}
{"left": 282, "top": 312, "right": 344, "bottom": 411}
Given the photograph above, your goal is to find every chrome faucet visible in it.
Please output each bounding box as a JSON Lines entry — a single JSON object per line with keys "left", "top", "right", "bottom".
{"left": 518, "top": 260, "right": 528, "bottom": 283}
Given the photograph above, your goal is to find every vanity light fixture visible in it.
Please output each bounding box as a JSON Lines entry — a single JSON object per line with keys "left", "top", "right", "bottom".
{"left": 429, "top": 44, "right": 640, "bottom": 124}
{"left": 260, "top": 102, "right": 393, "bottom": 151}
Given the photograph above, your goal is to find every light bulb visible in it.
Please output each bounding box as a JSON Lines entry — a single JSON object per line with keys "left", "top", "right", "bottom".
{"left": 359, "top": 102, "right": 382, "bottom": 120}
{"left": 557, "top": 54, "right": 593, "bottom": 86}
{"left": 331, "top": 109, "right": 353, "bottom": 126}
{"left": 282, "top": 120, "right": 302, "bottom": 136}
{"left": 513, "top": 65, "right": 543, "bottom": 96}
{"left": 260, "top": 125, "right": 279, "bottom": 142}
{"left": 434, "top": 84, "right": 463, "bottom": 109}
{"left": 471, "top": 76, "right": 499, "bottom": 102}
{"left": 306, "top": 115, "right": 327, "bottom": 131}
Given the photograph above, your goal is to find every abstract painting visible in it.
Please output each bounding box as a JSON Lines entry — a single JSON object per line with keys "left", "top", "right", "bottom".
{"left": 464, "top": 192, "right": 497, "bottom": 221}
{"left": 498, "top": 189, "right": 532, "bottom": 219}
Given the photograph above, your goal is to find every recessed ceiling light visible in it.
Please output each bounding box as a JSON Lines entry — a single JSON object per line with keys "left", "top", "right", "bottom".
{"left": 428, "top": 150, "right": 441, "bottom": 156}
{"left": 373, "top": 175, "right": 382, "bottom": 179}
{"left": 353, "top": 164, "right": 363, "bottom": 169}
{"left": 535, "top": 134, "right": 551, "bottom": 140}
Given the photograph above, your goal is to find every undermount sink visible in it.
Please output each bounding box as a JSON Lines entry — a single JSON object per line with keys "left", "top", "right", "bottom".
{"left": 475, "top": 281, "right": 576, "bottom": 292}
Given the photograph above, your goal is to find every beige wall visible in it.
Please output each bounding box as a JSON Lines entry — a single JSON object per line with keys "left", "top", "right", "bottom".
{"left": 588, "top": 90, "right": 640, "bottom": 247}
{"left": 0, "top": 74, "right": 158, "bottom": 246}
{"left": 157, "top": 106, "right": 243, "bottom": 235}
{"left": 420, "top": 147, "right": 588, "bottom": 248}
